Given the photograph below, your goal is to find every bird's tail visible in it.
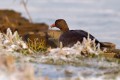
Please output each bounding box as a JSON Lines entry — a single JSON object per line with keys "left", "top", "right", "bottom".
{"left": 99, "top": 42, "right": 116, "bottom": 50}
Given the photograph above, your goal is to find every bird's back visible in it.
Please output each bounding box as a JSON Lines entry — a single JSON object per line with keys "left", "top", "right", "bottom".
{"left": 59, "top": 30, "right": 100, "bottom": 47}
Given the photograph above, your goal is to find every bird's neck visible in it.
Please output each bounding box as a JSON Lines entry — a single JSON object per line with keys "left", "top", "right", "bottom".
{"left": 61, "top": 25, "right": 69, "bottom": 32}
{"left": 62, "top": 28, "right": 69, "bottom": 32}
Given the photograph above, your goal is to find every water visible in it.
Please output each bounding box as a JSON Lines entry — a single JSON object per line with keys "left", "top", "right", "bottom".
{"left": 0, "top": 0, "right": 120, "bottom": 48}
{"left": 0, "top": 1, "right": 120, "bottom": 79}
{"left": 32, "top": 58, "right": 120, "bottom": 80}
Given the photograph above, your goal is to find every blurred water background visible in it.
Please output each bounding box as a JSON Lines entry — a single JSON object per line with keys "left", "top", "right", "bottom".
{"left": 0, "top": 1, "right": 120, "bottom": 79}
{"left": 0, "top": 0, "right": 120, "bottom": 48}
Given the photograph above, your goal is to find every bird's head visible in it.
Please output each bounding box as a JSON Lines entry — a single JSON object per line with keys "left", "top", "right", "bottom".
{"left": 51, "top": 19, "right": 69, "bottom": 32}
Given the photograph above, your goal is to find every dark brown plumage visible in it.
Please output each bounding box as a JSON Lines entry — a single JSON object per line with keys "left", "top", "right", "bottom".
{"left": 51, "top": 19, "right": 105, "bottom": 47}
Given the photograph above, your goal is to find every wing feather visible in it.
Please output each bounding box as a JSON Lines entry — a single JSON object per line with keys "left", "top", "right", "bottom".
{"left": 59, "top": 30, "right": 100, "bottom": 47}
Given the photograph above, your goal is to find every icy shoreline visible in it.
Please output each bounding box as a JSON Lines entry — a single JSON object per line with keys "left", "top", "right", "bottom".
{"left": 0, "top": 29, "right": 119, "bottom": 80}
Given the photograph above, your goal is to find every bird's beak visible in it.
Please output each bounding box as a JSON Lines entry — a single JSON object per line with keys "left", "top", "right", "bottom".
{"left": 50, "top": 23, "right": 56, "bottom": 28}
